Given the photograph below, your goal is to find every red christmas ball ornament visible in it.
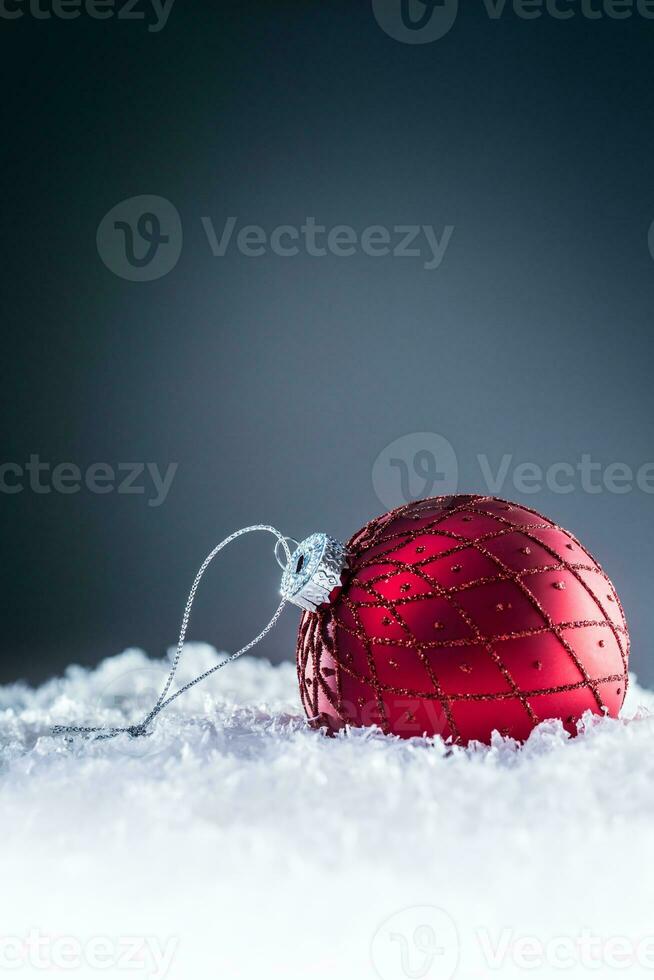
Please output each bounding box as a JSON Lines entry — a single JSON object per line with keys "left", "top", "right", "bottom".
{"left": 288, "top": 496, "right": 629, "bottom": 744}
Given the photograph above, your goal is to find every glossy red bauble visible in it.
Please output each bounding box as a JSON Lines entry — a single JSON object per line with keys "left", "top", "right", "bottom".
{"left": 296, "top": 496, "right": 629, "bottom": 744}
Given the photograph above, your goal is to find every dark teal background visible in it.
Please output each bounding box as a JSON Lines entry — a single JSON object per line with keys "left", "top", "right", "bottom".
{"left": 2, "top": 0, "right": 653, "bottom": 686}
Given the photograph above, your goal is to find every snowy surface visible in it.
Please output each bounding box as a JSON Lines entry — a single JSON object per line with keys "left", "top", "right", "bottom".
{"left": 1, "top": 644, "right": 654, "bottom": 979}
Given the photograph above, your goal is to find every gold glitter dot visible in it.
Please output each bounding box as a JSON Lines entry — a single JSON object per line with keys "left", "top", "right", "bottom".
{"left": 567, "top": 715, "right": 575, "bottom": 724}
{"left": 534, "top": 660, "right": 543, "bottom": 670}
{"left": 566, "top": 543, "right": 574, "bottom": 550}
{"left": 381, "top": 616, "right": 392, "bottom": 626}
{"left": 451, "top": 564, "right": 462, "bottom": 573}
{"left": 357, "top": 697, "right": 365, "bottom": 709}
{"left": 405, "top": 710, "right": 415, "bottom": 722}
{"left": 459, "top": 663, "right": 472, "bottom": 674}
{"left": 433, "top": 621, "right": 444, "bottom": 631}
{"left": 416, "top": 545, "right": 426, "bottom": 554}
{"left": 598, "top": 639, "right": 606, "bottom": 648}
{"left": 617, "top": 688, "right": 622, "bottom": 696}
{"left": 607, "top": 594, "right": 615, "bottom": 602}
{"left": 400, "top": 583, "right": 411, "bottom": 593}
{"left": 521, "top": 546, "right": 531, "bottom": 556}
{"left": 553, "top": 581, "right": 566, "bottom": 590}
{"left": 388, "top": 659, "right": 398, "bottom": 669}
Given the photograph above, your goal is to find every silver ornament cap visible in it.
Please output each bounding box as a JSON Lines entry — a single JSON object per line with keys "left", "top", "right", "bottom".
{"left": 279, "top": 533, "right": 349, "bottom": 612}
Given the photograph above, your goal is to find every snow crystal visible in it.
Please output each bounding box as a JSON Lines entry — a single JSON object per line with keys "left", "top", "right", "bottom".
{"left": 1, "top": 645, "right": 653, "bottom": 979}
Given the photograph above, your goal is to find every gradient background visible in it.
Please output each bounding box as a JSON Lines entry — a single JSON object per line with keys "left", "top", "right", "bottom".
{"left": 2, "top": 0, "right": 653, "bottom": 688}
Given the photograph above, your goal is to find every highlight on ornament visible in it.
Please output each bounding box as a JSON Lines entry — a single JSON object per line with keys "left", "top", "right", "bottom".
{"left": 53, "top": 495, "right": 629, "bottom": 747}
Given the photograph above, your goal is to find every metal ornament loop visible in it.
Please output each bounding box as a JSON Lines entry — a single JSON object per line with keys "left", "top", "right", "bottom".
{"left": 274, "top": 536, "right": 300, "bottom": 571}
{"left": 279, "top": 533, "right": 349, "bottom": 612}
{"left": 53, "top": 524, "right": 293, "bottom": 742}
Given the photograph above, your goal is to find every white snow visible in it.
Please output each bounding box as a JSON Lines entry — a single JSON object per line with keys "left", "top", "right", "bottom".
{"left": 1, "top": 644, "right": 654, "bottom": 979}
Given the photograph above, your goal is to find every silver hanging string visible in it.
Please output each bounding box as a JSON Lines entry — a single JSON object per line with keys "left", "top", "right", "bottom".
{"left": 52, "top": 525, "right": 292, "bottom": 742}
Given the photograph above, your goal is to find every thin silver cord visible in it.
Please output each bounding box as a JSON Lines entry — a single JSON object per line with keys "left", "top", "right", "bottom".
{"left": 53, "top": 525, "right": 291, "bottom": 742}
